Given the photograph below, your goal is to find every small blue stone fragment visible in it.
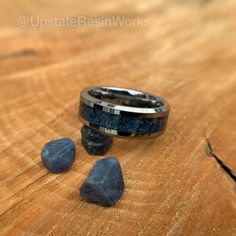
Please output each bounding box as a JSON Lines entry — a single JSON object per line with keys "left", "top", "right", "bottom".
{"left": 81, "top": 125, "right": 113, "bottom": 155}
{"left": 80, "top": 157, "right": 125, "bottom": 207}
{"left": 41, "top": 137, "right": 76, "bottom": 173}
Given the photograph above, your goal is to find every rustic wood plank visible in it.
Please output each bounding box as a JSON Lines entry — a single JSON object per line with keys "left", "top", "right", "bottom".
{"left": 0, "top": 0, "right": 236, "bottom": 235}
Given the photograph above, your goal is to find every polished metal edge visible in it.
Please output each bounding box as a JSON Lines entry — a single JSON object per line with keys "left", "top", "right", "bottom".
{"left": 80, "top": 86, "right": 170, "bottom": 118}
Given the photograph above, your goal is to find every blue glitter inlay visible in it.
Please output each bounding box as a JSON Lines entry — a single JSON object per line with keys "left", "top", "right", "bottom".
{"left": 80, "top": 102, "right": 167, "bottom": 136}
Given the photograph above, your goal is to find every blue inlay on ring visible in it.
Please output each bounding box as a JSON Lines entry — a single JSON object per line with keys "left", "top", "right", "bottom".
{"left": 80, "top": 102, "right": 168, "bottom": 137}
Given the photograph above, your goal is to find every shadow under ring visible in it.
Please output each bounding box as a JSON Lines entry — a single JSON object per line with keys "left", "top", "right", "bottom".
{"left": 79, "top": 86, "right": 170, "bottom": 139}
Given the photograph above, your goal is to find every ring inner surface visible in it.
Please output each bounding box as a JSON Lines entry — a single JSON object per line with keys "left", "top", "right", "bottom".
{"left": 88, "top": 87, "right": 164, "bottom": 108}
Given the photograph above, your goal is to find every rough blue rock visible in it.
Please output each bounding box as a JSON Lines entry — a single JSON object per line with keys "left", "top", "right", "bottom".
{"left": 80, "top": 157, "right": 125, "bottom": 207}
{"left": 41, "top": 137, "right": 76, "bottom": 173}
{"left": 81, "top": 125, "right": 113, "bottom": 155}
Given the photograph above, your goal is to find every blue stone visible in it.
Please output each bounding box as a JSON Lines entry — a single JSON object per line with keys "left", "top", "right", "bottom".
{"left": 81, "top": 125, "right": 113, "bottom": 155}
{"left": 41, "top": 137, "right": 76, "bottom": 173}
{"left": 80, "top": 157, "right": 125, "bottom": 207}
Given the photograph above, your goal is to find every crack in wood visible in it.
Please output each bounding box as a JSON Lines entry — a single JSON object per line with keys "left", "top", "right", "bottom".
{"left": 0, "top": 49, "right": 37, "bottom": 60}
{"left": 205, "top": 138, "right": 236, "bottom": 183}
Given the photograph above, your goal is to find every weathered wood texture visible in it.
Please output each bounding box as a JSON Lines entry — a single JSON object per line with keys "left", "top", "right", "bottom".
{"left": 0, "top": 0, "right": 236, "bottom": 235}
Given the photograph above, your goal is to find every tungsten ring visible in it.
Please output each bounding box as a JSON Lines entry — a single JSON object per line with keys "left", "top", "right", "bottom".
{"left": 79, "top": 86, "right": 170, "bottom": 139}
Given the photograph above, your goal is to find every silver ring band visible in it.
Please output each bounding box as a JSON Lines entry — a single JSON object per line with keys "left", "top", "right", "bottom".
{"left": 79, "top": 86, "right": 170, "bottom": 138}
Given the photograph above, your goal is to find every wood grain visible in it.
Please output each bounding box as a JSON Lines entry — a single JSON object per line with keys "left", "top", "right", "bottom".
{"left": 0, "top": 0, "right": 236, "bottom": 235}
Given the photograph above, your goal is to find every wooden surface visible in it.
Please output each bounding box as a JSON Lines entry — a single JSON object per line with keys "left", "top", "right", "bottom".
{"left": 0, "top": 0, "right": 236, "bottom": 235}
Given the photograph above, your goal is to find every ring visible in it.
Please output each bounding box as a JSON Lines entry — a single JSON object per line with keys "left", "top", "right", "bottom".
{"left": 79, "top": 86, "right": 170, "bottom": 138}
